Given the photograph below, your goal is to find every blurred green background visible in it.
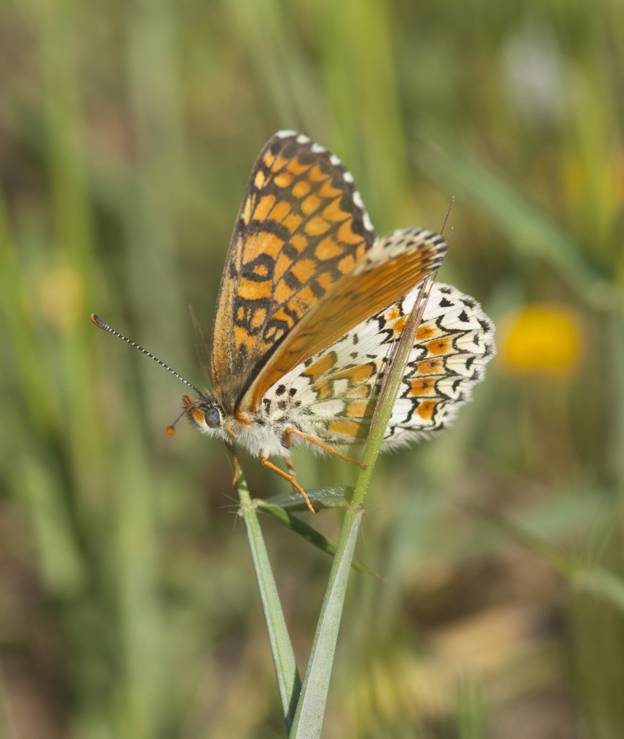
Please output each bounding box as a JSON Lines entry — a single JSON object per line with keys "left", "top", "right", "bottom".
{"left": 1, "top": 1, "right": 623, "bottom": 737}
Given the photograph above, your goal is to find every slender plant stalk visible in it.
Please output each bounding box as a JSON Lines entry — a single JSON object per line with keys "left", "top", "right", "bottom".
{"left": 229, "top": 449, "right": 302, "bottom": 731}
{"left": 290, "top": 278, "right": 435, "bottom": 738}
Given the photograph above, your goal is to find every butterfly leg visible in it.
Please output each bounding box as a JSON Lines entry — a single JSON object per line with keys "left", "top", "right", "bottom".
{"left": 284, "top": 427, "right": 366, "bottom": 469}
{"left": 259, "top": 454, "right": 315, "bottom": 513}
{"left": 230, "top": 451, "right": 243, "bottom": 488}
{"left": 284, "top": 452, "right": 297, "bottom": 477}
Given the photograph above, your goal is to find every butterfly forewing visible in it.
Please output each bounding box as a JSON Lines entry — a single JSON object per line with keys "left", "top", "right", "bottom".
{"left": 210, "top": 131, "right": 376, "bottom": 412}
{"left": 238, "top": 228, "right": 446, "bottom": 414}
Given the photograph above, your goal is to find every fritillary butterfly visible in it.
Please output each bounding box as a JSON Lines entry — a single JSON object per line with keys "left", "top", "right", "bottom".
{"left": 92, "top": 131, "right": 495, "bottom": 511}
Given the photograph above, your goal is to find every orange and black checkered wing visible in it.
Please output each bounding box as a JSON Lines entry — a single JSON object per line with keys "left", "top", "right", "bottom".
{"left": 210, "top": 131, "right": 376, "bottom": 411}
{"left": 238, "top": 227, "right": 447, "bottom": 414}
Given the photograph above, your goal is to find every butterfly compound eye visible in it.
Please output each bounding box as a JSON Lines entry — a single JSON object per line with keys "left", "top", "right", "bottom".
{"left": 204, "top": 406, "right": 221, "bottom": 429}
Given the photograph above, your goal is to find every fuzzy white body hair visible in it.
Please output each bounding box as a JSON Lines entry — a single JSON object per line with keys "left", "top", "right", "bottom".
{"left": 192, "top": 418, "right": 286, "bottom": 458}
{"left": 192, "top": 410, "right": 353, "bottom": 459}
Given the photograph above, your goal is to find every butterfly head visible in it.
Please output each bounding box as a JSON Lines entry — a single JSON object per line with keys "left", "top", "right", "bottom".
{"left": 181, "top": 393, "right": 224, "bottom": 435}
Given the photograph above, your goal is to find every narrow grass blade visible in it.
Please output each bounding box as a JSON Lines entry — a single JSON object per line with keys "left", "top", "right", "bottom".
{"left": 289, "top": 510, "right": 364, "bottom": 739}
{"left": 263, "top": 487, "right": 353, "bottom": 510}
{"left": 290, "top": 279, "right": 436, "bottom": 738}
{"left": 231, "top": 452, "right": 301, "bottom": 730}
{"left": 257, "top": 501, "right": 380, "bottom": 579}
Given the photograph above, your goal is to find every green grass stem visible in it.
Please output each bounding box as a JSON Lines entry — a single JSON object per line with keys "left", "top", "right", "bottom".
{"left": 231, "top": 450, "right": 301, "bottom": 731}
{"left": 289, "top": 278, "right": 435, "bottom": 737}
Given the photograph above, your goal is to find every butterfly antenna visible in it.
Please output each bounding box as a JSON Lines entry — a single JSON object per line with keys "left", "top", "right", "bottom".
{"left": 90, "top": 313, "right": 204, "bottom": 396}
{"left": 165, "top": 405, "right": 190, "bottom": 437}
{"left": 440, "top": 195, "right": 455, "bottom": 236}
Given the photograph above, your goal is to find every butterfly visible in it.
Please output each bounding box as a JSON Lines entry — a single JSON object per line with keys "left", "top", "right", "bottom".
{"left": 92, "top": 131, "right": 495, "bottom": 511}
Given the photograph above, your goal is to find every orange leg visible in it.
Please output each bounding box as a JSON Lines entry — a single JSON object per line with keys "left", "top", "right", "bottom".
{"left": 284, "top": 427, "right": 366, "bottom": 469}
{"left": 284, "top": 453, "right": 296, "bottom": 477}
{"left": 260, "top": 455, "right": 316, "bottom": 513}
{"left": 229, "top": 451, "right": 243, "bottom": 488}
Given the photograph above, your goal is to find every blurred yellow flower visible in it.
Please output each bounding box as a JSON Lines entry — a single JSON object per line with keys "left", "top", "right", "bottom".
{"left": 500, "top": 304, "right": 583, "bottom": 377}
{"left": 39, "top": 265, "right": 85, "bottom": 330}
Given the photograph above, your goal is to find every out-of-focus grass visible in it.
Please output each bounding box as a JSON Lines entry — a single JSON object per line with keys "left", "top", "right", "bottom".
{"left": 0, "top": 1, "right": 622, "bottom": 738}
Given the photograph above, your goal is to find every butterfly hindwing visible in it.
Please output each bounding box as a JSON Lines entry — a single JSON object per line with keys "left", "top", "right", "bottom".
{"left": 259, "top": 282, "right": 495, "bottom": 447}
{"left": 210, "top": 131, "right": 376, "bottom": 412}
{"left": 384, "top": 282, "right": 495, "bottom": 448}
